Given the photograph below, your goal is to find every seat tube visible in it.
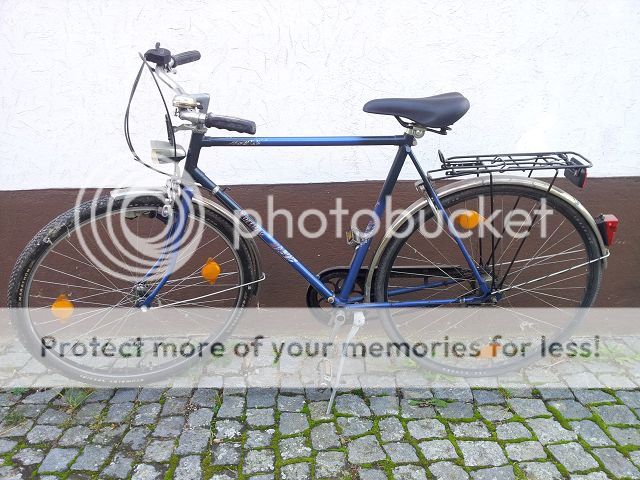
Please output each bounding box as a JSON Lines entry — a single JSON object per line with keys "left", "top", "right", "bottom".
{"left": 337, "top": 143, "right": 409, "bottom": 302}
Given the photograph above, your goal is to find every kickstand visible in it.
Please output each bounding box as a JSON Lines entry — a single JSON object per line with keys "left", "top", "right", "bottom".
{"left": 326, "top": 311, "right": 365, "bottom": 415}
{"left": 317, "top": 311, "right": 345, "bottom": 388}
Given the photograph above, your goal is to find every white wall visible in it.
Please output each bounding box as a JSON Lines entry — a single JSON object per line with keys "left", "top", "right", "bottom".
{"left": 1, "top": 0, "right": 639, "bottom": 190}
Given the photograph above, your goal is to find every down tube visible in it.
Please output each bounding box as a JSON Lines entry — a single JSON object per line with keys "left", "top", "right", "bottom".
{"left": 188, "top": 167, "right": 337, "bottom": 302}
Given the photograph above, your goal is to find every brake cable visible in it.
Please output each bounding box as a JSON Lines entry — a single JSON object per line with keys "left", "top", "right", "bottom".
{"left": 123, "top": 54, "right": 178, "bottom": 177}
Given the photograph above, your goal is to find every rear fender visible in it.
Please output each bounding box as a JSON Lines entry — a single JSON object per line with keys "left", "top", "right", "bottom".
{"left": 364, "top": 176, "right": 608, "bottom": 301}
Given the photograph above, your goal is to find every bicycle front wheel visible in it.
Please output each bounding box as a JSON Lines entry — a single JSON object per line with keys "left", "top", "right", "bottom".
{"left": 8, "top": 194, "right": 256, "bottom": 384}
{"left": 373, "top": 182, "right": 603, "bottom": 376}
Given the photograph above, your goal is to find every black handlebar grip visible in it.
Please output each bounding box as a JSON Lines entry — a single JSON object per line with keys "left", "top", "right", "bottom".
{"left": 172, "top": 50, "right": 201, "bottom": 67}
{"left": 205, "top": 114, "right": 257, "bottom": 135}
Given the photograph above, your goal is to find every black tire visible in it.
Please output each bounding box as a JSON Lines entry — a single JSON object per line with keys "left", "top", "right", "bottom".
{"left": 7, "top": 195, "right": 256, "bottom": 385}
{"left": 373, "top": 184, "right": 603, "bottom": 377}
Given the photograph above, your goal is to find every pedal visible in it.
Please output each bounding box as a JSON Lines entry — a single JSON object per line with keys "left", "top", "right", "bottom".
{"left": 352, "top": 311, "right": 366, "bottom": 328}
{"left": 316, "top": 358, "right": 332, "bottom": 388}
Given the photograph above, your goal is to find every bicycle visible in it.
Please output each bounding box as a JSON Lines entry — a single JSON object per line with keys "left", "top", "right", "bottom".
{"left": 7, "top": 43, "right": 619, "bottom": 384}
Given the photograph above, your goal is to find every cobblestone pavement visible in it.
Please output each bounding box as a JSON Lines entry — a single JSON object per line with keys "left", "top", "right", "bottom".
{"left": 1, "top": 387, "right": 640, "bottom": 479}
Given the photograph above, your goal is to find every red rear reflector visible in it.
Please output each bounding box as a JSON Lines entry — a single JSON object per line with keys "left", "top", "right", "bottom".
{"left": 595, "top": 214, "right": 618, "bottom": 246}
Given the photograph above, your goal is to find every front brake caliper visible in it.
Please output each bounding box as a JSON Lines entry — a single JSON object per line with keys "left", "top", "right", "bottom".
{"left": 162, "top": 177, "right": 181, "bottom": 217}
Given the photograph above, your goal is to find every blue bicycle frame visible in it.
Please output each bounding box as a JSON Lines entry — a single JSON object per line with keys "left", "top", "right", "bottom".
{"left": 148, "top": 131, "right": 491, "bottom": 309}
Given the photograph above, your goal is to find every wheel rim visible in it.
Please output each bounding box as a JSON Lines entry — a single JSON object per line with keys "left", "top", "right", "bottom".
{"left": 20, "top": 200, "right": 246, "bottom": 381}
{"left": 376, "top": 185, "right": 601, "bottom": 376}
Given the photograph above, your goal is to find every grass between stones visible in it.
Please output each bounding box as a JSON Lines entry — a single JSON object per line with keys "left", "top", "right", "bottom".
{"left": 3, "top": 386, "right": 640, "bottom": 478}
{"left": 2, "top": 411, "right": 26, "bottom": 427}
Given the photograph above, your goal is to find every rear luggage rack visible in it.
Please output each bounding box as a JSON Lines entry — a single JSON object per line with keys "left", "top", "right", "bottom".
{"left": 431, "top": 150, "right": 592, "bottom": 187}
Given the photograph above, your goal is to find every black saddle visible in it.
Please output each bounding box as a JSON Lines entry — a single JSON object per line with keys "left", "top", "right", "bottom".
{"left": 363, "top": 92, "right": 470, "bottom": 129}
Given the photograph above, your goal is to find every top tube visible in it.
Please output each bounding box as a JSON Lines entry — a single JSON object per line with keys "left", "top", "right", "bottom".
{"left": 201, "top": 135, "right": 412, "bottom": 147}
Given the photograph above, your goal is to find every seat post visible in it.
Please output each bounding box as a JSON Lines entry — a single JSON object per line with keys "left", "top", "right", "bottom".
{"left": 405, "top": 125, "right": 426, "bottom": 139}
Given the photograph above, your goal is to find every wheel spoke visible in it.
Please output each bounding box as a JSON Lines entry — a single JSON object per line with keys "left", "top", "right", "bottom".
{"left": 17, "top": 197, "right": 247, "bottom": 380}
{"left": 377, "top": 185, "right": 600, "bottom": 378}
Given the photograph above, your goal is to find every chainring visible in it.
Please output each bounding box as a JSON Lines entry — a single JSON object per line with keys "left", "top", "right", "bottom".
{"left": 305, "top": 267, "right": 366, "bottom": 324}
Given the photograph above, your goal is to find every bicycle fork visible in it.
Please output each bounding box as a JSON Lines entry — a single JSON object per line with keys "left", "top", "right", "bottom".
{"left": 138, "top": 186, "right": 194, "bottom": 309}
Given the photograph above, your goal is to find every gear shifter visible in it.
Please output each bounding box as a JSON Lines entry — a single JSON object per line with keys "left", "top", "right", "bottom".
{"left": 144, "top": 42, "right": 172, "bottom": 66}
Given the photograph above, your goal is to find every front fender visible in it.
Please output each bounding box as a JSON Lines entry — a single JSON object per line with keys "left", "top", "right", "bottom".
{"left": 364, "top": 176, "right": 609, "bottom": 301}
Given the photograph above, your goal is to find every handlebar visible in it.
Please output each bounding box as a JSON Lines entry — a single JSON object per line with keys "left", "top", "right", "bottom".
{"left": 171, "top": 50, "right": 201, "bottom": 67}
{"left": 144, "top": 43, "right": 257, "bottom": 135}
{"left": 205, "top": 114, "right": 256, "bottom": 135}
{"left": 144, "top": 43, "right": 201, "bottom": 68}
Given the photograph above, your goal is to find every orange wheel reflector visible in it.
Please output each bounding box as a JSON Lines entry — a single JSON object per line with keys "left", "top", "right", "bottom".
{"left": 201, "top": 258, "right": 221, "bottom": 285}
{"left": 478, "top": 343, "right": 499, "bottom": 358}
{"left": 456, "top": 210, "right": 483, "bottom": 230}
{"left": 51, "top": 294, "right": 74, "bottom": 320}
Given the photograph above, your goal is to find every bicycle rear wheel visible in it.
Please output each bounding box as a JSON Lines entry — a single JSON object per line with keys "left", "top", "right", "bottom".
{"left": 8, "top": 194, "right": 256, "bottom": 384}
{"left": 373, "top": 182, "right": 603, "bottom": 376}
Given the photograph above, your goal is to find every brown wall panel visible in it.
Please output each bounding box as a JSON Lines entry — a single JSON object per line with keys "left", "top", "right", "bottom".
{"left": 1, "top": 178, "right": 638, "bottom": 307}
